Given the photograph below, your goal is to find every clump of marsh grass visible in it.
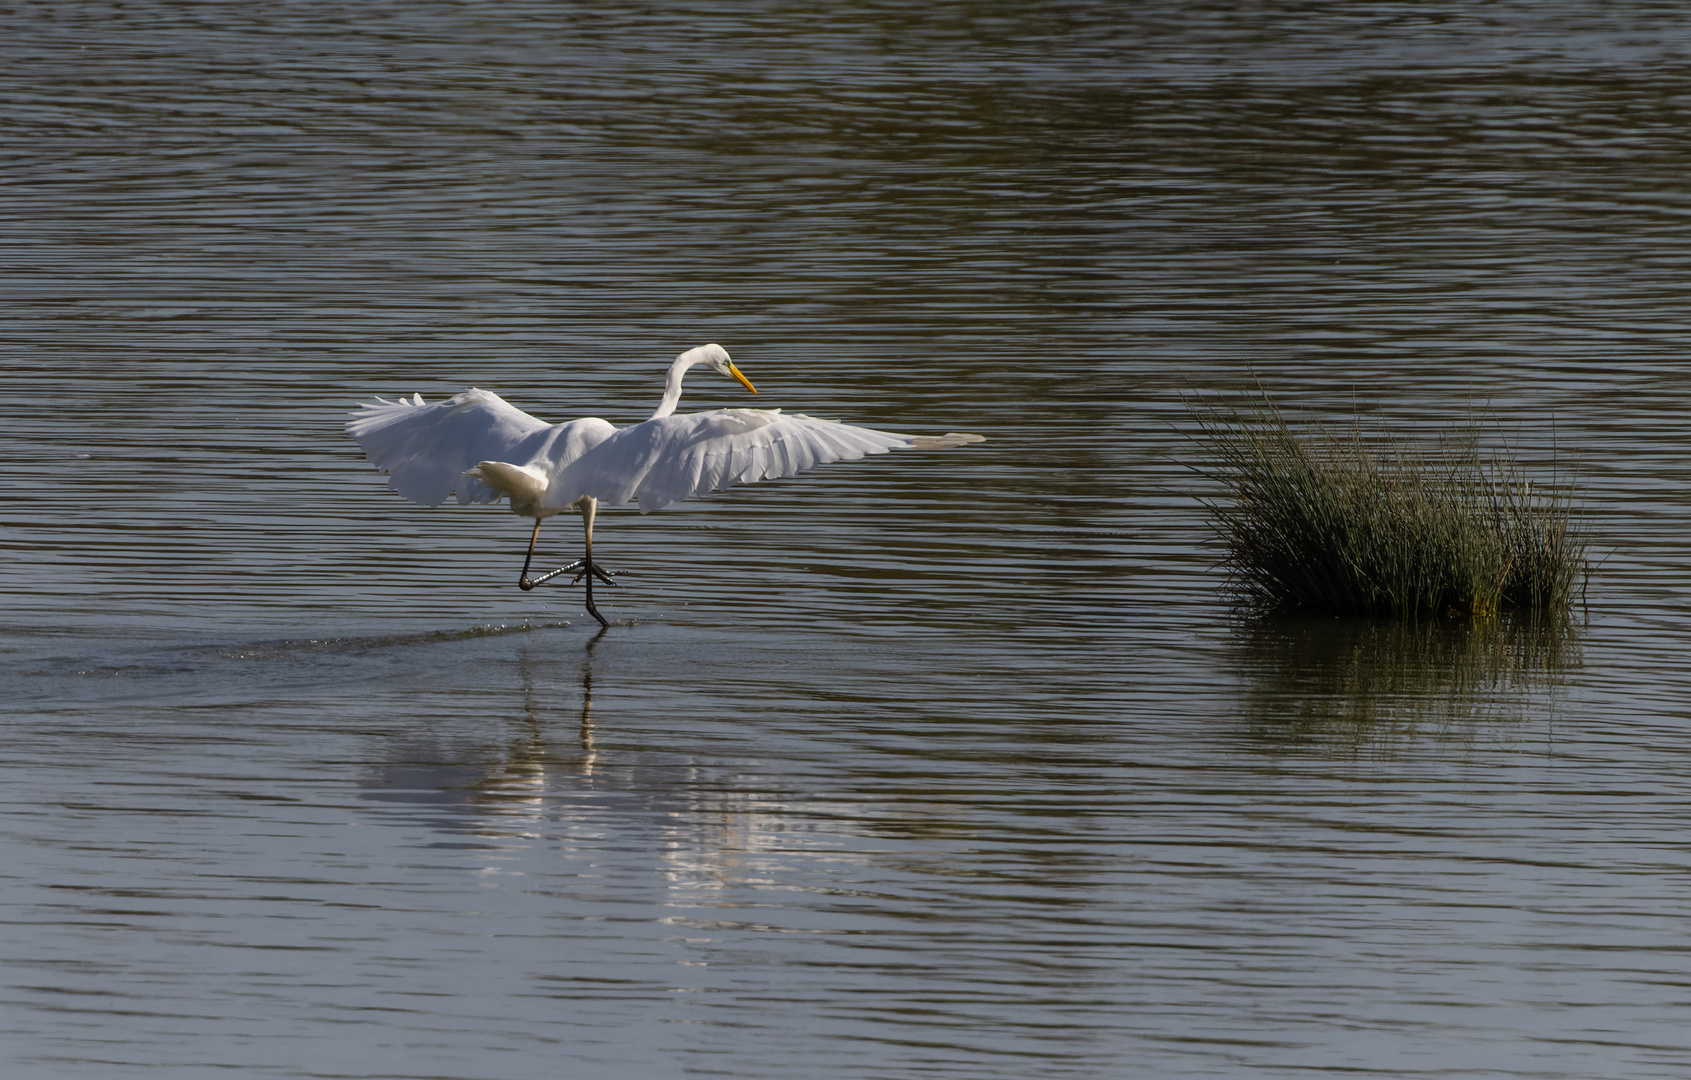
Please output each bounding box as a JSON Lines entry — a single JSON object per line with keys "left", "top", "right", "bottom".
{"left": 1187, "top": 393, "right": 1587, "bottom": 618}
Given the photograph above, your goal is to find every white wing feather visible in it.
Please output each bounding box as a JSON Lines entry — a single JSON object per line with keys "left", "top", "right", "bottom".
{"left": 346, "top": 389, "right": 555, "bottom": 506}
{"left": 350, "top": 389, "right": 983, "bottom": 515}
{"left": 549, "top": 408, "right": 974, "bottom": 512}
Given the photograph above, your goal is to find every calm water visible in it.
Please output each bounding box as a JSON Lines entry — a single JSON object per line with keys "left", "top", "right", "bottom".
{"left": 5, "top": 3, "right": 1691, "bottom": 1077}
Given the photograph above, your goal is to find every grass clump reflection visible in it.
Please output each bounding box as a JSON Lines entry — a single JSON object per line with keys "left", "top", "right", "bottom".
{"left": 1235, "top": 614, "right": 1578, "bottom": 753}
{"left": 1189, "top": 394, "right": 1587, "bottom": 618}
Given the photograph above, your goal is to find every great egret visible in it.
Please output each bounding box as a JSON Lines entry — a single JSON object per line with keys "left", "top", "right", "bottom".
{"left": 346, "top": 344, "right": 984, "bottom": 628}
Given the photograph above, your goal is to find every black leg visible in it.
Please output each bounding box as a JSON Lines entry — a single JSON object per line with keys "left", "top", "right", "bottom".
{"left": 580, "top": 497, "right": 610, "bottom": 629}
{"left": 519, "top": 517, "right": 589, "bottom": 590}
{"left": 518, "top": 518, "right": 543, "bottom": 591}
{"left": 583, "top": 551, "right": 608, "bottom": 629}
{"left": 518, "top": 518, "right": 587, "bottom": 591}
{"left": 513, "top": 503, "right": 620, "bottom": 627}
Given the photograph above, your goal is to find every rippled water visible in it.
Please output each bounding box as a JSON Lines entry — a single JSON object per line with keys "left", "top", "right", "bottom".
{"left": 6, "top": 3, "right": 1691, "bottom": 1077}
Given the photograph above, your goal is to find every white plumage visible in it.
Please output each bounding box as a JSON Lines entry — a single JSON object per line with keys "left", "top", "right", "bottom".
{"left": 346, "top": 344, "right": 984, "bottom": 627}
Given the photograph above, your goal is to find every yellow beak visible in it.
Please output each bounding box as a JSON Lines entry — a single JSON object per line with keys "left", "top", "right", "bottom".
{"left": 727, "top": 362, "right": 757, "bottom": 395}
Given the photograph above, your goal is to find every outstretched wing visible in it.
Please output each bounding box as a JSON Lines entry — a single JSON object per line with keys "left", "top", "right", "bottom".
{"left": 552, "top": 408, "right": 984, "bottom": 512}
{"left": 346, "top": 389, "right": 552, "bottom": 506}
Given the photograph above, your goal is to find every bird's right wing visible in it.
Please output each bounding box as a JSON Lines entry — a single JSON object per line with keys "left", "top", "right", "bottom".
{"left": 554, "top": 408, "right": 984, "bottom": 512}
{"left": 346, "top": 389, "right": 553, "bottom": 506}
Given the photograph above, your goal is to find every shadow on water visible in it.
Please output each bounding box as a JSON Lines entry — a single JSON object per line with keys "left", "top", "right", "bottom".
{"left": 1230, "top": 612, "right": 1582, "bottom": 756}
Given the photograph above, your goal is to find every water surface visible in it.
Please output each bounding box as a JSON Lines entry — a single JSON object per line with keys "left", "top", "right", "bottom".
{"left": 5, "top": 3, "right": 1691, "bottom": 1077}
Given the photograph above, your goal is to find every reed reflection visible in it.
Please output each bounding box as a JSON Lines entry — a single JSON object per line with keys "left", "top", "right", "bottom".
{"left": 1231, "top": 614, "right": 1581, "bottom": 754}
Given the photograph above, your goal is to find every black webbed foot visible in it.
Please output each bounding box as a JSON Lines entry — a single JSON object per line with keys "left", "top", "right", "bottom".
{"left": 569, "top": 564, "right": 623, "bottom": 588}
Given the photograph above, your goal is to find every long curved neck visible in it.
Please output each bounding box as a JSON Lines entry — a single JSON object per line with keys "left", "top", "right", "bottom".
{"left": 651, "top": 354, "right": 704, "bottom": 419}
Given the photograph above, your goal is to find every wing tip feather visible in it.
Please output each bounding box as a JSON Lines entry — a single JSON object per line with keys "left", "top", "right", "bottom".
{"left": 910, "top": 432, "right": 987, "bottom": 450}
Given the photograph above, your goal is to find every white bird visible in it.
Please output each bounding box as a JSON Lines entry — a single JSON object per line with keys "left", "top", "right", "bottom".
{"left": 346, "top": 344, "right": 985, "bottom": 628}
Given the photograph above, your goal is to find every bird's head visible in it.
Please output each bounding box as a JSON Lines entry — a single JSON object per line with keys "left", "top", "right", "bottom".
{"left": 687, "top": 343, "right": 756, "bottom": 396}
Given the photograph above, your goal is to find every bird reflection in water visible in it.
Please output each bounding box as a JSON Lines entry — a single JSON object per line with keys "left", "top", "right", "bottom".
{"left": 357, "top": 636, "right": 762, "bottom": 860}
{"left": 352, "top": 633, "right": 986, "bottom": 913}
{"left": 473, "top": 644, "right": 602, "bottom": 814}
{"left": 358, "top": 641, "right": 601, "bottom": 834}
{"left": 1231, "top": 614, "right": 1582, "bottom": 756}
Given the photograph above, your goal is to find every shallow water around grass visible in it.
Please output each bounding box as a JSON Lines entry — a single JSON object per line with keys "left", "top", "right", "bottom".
{"left": 6, "top": 3, "right": 1691, "bottom": 1077}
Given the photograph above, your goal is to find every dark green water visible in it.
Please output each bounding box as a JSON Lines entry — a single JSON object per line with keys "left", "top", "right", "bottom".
{"left": 5, "top": 3, "right": 1691, "bottom": 1077}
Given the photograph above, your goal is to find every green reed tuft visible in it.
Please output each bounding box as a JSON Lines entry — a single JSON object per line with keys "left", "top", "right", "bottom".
{"left": 1188, "top": 394, "right": 1587, "bottom": 618}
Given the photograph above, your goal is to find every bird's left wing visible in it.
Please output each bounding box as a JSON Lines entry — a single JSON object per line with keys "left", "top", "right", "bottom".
{"left": 553, "top": 408, "right": 983, "bottom": 512}
{"left": 346, "top": 389, "right": 553, "bottom": 506}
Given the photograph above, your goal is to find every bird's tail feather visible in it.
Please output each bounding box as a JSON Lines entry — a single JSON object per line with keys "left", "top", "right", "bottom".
{"left": 465, "top": 461, "right": 549, "bottom": 511}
